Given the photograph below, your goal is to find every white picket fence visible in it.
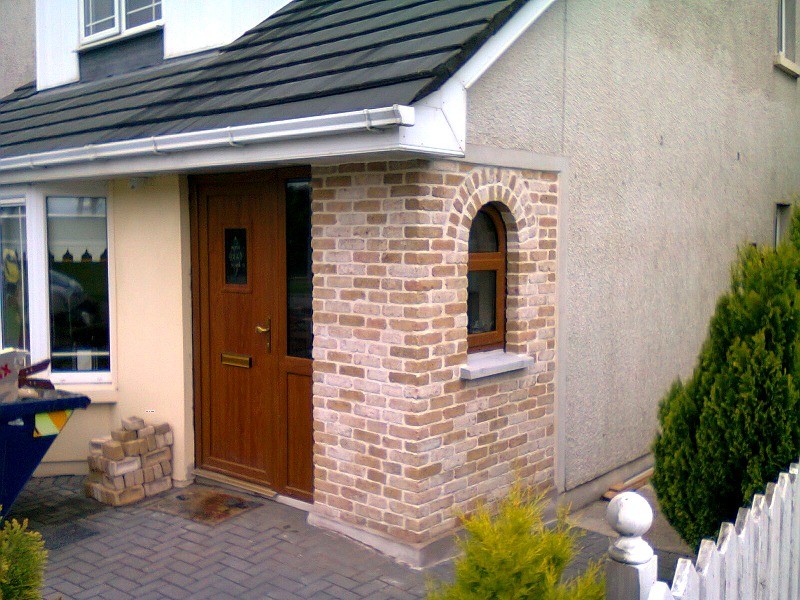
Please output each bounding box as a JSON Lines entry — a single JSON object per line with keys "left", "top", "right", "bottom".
{"left": 606, "top": 462, "right": 800, "bottom": 600}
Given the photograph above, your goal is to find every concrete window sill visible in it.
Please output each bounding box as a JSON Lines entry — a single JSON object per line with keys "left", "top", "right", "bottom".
{"left": 460, "top": 349, "right": 534, "bottom": 380}
{"left": 774, "top": 53, "right": 800, "bottom": 78}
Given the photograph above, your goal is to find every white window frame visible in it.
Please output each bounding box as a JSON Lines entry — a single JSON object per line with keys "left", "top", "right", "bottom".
{"left": 780, "top": 0, "right": 796, "bottom": 58}
{"left": 79, "top": 0, "right": 163, "bottom": 46}
{"left": 0, "top": 198, "right": 31, "bottom": 357}
{"left": 0, "top": 184, "right": 116, "bottom": 386}
{"left": 776, "top": 0, "right": 800, "bottom": 77}
{"left": 776, "top": 203, "right": 792, "bottom": 247}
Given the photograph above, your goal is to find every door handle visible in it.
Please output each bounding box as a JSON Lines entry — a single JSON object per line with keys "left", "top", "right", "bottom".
{"left": 256, "top": 319, "right": 271, "bottom": 352}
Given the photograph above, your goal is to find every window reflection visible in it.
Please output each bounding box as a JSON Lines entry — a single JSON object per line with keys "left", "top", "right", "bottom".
{"left": 0, "top": 204, "right": 28, "bottom": 352}
{"left": 47, "top": 197, "right": 110, "bottom": 372}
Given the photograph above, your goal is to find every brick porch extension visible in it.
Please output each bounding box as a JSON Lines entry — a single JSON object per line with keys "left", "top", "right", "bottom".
{"left": 308, "top": 159, "right": 558, "bottom": 564}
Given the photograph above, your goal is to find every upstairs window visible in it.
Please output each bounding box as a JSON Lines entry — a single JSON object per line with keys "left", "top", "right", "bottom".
{"left": 467, "top": 205, "right": 507, "bottom": 352}
{"left": 779, "top": 0, "right": 797, "bottom": 61}
{"left": 82, "top": 0, "right": 162, "bottom": 43}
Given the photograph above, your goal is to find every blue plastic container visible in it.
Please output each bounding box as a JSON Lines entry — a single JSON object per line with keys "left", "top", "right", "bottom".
{"left": 0, "top": 392, "right": 90, "bottom": 517}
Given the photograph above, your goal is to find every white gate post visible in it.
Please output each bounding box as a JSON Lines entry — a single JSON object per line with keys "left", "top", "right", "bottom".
{"left": 606, "top": 491, "right": 658, "bottom": 600}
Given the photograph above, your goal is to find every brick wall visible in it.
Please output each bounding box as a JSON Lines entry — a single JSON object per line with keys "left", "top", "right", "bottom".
{"left": 311, "top": 159, "right": 558, "bottom": 548}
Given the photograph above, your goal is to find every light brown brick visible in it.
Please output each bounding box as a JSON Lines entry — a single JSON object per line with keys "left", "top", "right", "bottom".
{"left": 110, "top": 428, "right": 136, "bottom": 442}
{"left": 102, "top": 440, "right": 125, "bottom": 461}
{"left": 144, "top": 476, "right": 172, "bottom": 497}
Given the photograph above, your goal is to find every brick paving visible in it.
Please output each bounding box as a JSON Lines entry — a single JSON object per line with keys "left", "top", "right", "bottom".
{"left": 8, "top": 476, "right": 608, "bottom": 599}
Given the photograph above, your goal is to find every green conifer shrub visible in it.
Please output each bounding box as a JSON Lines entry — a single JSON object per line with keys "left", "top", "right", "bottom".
{"left": 427, "top": 485, "right": 604, "bottom": 600}
{"left": 653, "top": 213, "right": 800, "bottom": 549}
{"left": 0, "top": 516, "right": 48, "bottom": 600}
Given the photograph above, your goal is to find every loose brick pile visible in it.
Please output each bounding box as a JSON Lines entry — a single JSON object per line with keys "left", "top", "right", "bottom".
{"left": 85, "top": 416, "right": 174, "bottom": 506}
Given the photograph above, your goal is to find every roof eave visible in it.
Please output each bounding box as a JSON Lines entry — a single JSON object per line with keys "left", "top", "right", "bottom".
{"left": 0, "top": 105, "right": 456, "bottom": 184}
{"left": 0, "top": 0, "right": 559, "bottom": 185}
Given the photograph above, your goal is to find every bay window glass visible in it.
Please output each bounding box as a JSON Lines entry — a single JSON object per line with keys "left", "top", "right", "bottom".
{"left": 47, "top": 197, "right": 110, "bottom": 373}
{"left": 0, "top": 204, "right": 29, "bottom": 352}
{"left": 467, "top": 205, "right": 506, "bottom": 352}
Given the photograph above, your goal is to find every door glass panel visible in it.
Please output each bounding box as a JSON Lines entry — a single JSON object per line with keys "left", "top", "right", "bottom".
{"left": 286, "top": 180, "right": 312, "bottom": 359}
{"left": 0, "top": 204, "right": 29, "bottom": 352}
{"left": 47, "top": 197, "right": 110, "bottom": 372}
{"left": 225, "top": 228, "right": 247, "bottom": 285}
{"left": 467, "top": 270, "right": 496, "bottom": 334}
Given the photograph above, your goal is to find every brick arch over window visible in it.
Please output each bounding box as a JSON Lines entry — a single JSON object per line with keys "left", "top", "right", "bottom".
{"left": 448, "top": 167, "right": 550, "bottom": 357}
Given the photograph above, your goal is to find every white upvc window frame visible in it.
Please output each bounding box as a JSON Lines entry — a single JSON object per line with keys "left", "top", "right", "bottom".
{"left": 80, "top": 0, "right": 121, "bottom": 44}
{"left": 776, "top": 0, "right": 800, "bottom": 77}
{"left": 79, "top": 0, "right": 163, "bottom": 46}
{"left": 0, "top": 183, "right": 116, "bottom": 386}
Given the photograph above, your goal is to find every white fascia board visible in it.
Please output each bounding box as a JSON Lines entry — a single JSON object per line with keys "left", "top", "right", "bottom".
{"left": 407, "top": 0, "right": 557, "bottom": 160}
{"left": 0, "top": 106, "right": 424, "bottom": 184}
{"left": 0, "top": 119, "right": 463, "bottom": 185}
{"left": 401, "top": 89, "right": 466, "bottom": 156}
{"left": 454, "top": 0, "right": 558, "bottom": 89}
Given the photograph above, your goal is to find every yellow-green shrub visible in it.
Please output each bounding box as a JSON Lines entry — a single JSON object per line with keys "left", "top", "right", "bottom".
{"left": 427, "top": 485, "right": 604, "bottom": 600}
{"left": 0, "top": 517, "right": 47, "bottom": 600}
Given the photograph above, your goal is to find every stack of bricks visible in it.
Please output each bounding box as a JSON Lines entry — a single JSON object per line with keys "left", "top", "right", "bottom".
{"left": 85, "top": 416, "right": 174, "bottom": 506}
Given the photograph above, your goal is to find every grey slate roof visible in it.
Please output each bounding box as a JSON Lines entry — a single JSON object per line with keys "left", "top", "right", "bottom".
{"left": 0, "top": 0, "right": 526, "bottom": 160}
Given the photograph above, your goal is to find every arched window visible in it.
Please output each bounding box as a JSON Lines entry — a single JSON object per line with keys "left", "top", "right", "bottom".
{"left": 467, "top": 204, "right": 506, "bottom": 352}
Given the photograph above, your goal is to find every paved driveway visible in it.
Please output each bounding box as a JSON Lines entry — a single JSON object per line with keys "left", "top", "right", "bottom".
{"left": 11, "top": 476, "right": 453, "bottom": 599}
{"left": 9, "top": 476, "right": 608, "bottom": 599}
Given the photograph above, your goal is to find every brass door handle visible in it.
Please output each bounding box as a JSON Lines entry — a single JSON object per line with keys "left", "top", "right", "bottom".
{"left": 256, "top": 319, "right": 271, "bottom": 352}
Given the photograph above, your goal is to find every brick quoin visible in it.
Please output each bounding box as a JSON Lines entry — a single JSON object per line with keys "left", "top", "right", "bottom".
{"left": 310, "top": 159, "right": 558, "bottom": 557}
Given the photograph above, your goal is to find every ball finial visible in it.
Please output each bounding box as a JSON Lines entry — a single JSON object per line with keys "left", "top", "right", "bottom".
{"left": 606, "top": 491, "right": 654, "bottom": 564}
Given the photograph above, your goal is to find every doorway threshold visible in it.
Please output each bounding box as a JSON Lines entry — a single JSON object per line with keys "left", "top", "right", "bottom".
{"left": 193, "top": 468, "right": 313, "bottom": 512}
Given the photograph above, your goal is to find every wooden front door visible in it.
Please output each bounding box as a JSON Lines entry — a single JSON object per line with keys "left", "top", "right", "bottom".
{"left": 191, "top": 170, "right": 313, "bottom": 501}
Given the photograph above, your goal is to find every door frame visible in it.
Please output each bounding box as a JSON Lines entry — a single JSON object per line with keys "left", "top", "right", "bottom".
{"left": 189, "top": 168, "right": 313, "bottom": 499}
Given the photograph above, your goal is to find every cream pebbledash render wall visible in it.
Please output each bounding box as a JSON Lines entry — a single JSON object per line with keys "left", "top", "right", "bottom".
{"left": 38, "top": 175, "right": 195, "bottom": 483}
{"left": 306, "top": 159, "right": 558, "bottom": 564}
{"left": 467, "top": 0, "right": 800, "bottom": 492}
{"left": 0, "top": 0, "right": 35, "bottom": 98}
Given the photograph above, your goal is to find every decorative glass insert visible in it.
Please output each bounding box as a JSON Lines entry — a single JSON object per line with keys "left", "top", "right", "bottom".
{"left": 225, "top": 228, "right": 247, "bottom": 285}
{"left": 467, "top": 271, "right": 496, "bottom": 334}
{"left": 286, "top": 181, "right": 313, "bottom": 359}
{"left": 125, "top": 0, "right": 162, "bottom": 29}
{"left": 468, "top": 210, "right": 499, "bottom": 253}
{"left": 47, "top": 197, "right": 110, "bottom": 372}
{"left": 0, "top": 204, "right": 29, "bottom": 352}
{"left": 83, "top": 0, "right": 117, "bottom": 38}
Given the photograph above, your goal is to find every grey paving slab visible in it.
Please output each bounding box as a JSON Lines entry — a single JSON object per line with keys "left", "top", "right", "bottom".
{"left": 9, "top": 476, "right": 608, "bottom": 599}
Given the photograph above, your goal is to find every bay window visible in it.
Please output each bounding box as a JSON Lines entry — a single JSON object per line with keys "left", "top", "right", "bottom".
{"left": 0, "top": 189, "right": 112, "bottom": 384}
{"left": 47, "top": 197, "right": 110, "bottom": 374}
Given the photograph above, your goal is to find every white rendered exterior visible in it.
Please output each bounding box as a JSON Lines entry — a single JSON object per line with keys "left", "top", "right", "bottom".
{"left": 467, "top": 0, "right": 800, "bottom": 491}
{"left": 34, "top": 176, "right": 195, "bottom": 483}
